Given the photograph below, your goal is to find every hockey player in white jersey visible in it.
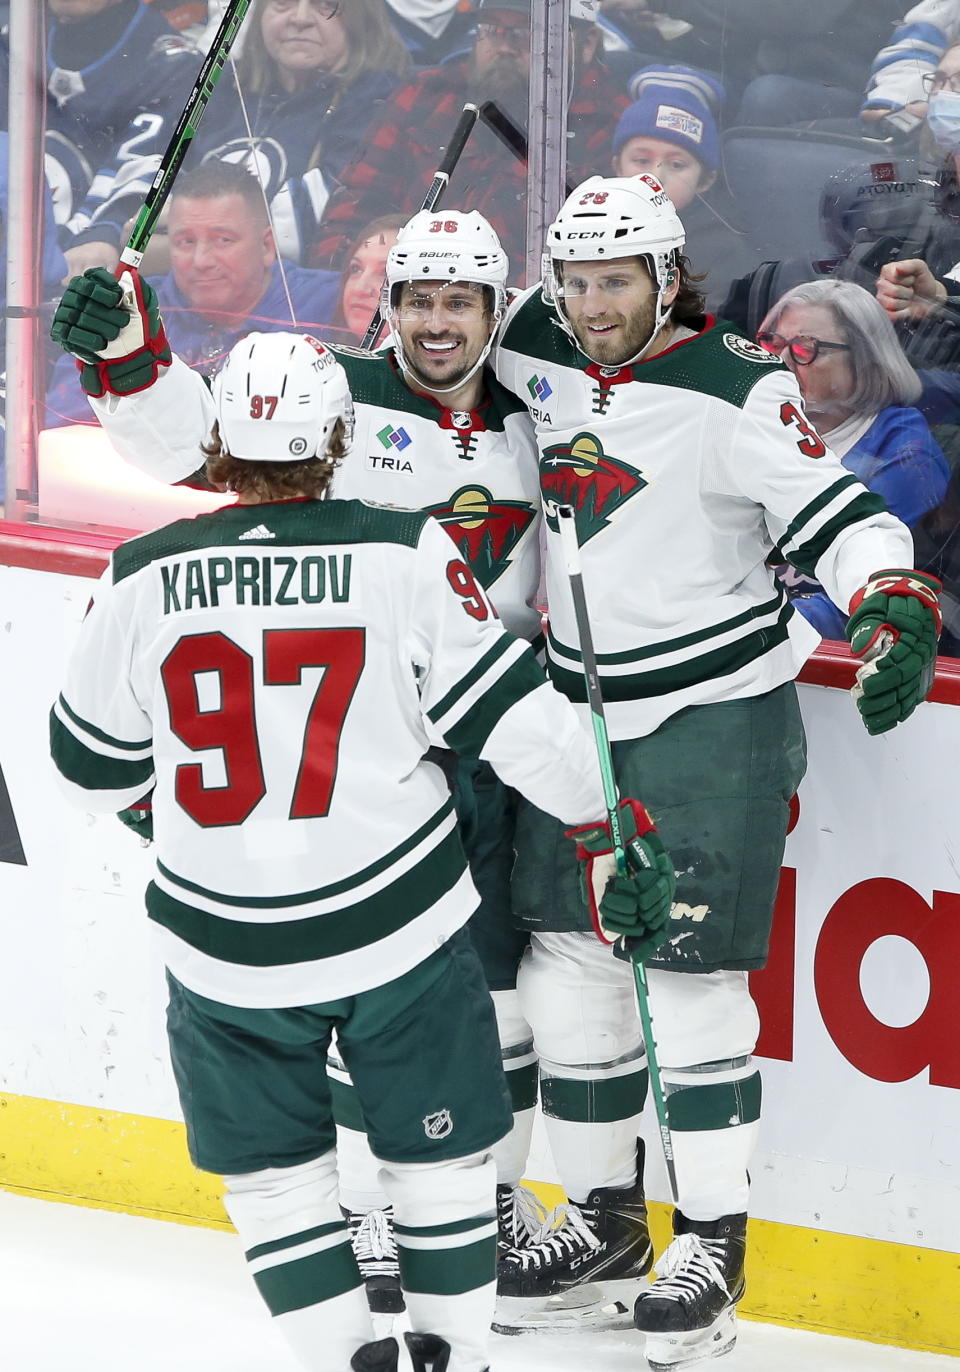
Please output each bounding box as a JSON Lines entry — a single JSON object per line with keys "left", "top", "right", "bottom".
{"left": 486, "top": 175, "right": 942, "bottom": 1362}
{"left": 49, "top": 331, "right": 676, "bottom": 1372}
{"left": 50, "top": 211, "right": 545, "bottom": 1310}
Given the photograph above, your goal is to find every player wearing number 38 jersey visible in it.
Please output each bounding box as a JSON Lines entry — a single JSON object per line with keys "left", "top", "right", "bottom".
{"left": 49, "top": 332, "right": 676, "bottom": 1372}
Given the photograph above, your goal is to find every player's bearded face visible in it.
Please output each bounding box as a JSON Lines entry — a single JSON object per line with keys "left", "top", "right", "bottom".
{"left": 397, "top": 281, "right": 493, "bottom": 389}
{"left": 559, "top": 257, "right": 661, "bottom": 365}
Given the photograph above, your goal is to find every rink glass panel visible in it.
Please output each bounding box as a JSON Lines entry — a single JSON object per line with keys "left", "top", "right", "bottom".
{"left": 4, "top": 0, "right": 960, "bottom": 662}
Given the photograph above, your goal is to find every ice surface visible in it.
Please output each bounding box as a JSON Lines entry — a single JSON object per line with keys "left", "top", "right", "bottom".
{"left": 0, "top": 1191, "right": 951, "bottom": 1371}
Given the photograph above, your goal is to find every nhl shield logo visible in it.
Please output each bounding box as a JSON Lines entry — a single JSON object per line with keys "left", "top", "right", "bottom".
{"left": 451, "top": 411, "right": 472, "bottom": 429}
{"left": 423, "top": 1109, "right": 454, "bottom": 1140}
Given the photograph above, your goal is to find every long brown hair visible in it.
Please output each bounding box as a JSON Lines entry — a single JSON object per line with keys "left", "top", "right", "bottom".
{"left": 236, "top": 0, "right": 412, "bottom": 93}
{"left": 202, "top": 417, "right": 348, "bottom": 501}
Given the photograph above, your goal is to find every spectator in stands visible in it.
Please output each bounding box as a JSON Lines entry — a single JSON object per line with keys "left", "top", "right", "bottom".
{"left": 862, "top": 0, "right": 960, "bottom": 132}
{"left": 610, "top": 65, "right": 757, "bottom": 307}
{"left": 325, "top": 214, "right": 405, "bottom": 344}
{"left": 45, "top": 162, "right": 339, "bottom": 426}
{"left": 190, "top": 0, "right": 411, "bottom": 243}
{"left": 383, "top": 0, "right": 475, "bottom": 66}
{"left": 37, "top": 0, "right": 201, "bottom": 278}
{"left": 308, "top": 0, "right": 628, "bottom": 280}
{"left": 758, "top": 278, "right": 949, "bottom": 639}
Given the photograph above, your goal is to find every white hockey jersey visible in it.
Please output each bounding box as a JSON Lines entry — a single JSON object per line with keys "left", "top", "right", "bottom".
{"left": 50, "top": 500, "right": 604, "bottom": 1010}
{"left": 494, "top": 292, "right": 914, "bottom": 739}
{"left": 90, "top": 346, "right": 543, "bottom": 641}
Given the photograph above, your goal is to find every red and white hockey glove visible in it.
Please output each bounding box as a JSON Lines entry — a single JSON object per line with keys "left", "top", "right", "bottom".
{"left": 566, "top": 797, "right": 675, "bottom": 962}
{"left": 846, "top": 569, "right": 942, "bottom": 735}
{"left": 50, "top": 266, "right": 171, "bottom": 398}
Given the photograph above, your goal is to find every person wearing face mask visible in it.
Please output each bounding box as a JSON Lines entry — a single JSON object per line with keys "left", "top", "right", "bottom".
{"left": 874, "top": 41, "right": 960, "bottom": 357}
{"left": 758, "top": 278, "right": 949, "bottom": 639}
{"left": 610, "top": 66, "right": 758, "bottom": 310}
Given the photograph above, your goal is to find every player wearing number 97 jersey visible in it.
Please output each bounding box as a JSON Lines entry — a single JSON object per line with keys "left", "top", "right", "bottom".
{"left": 48, "top": 332, "right": 638, "bottom": 1372}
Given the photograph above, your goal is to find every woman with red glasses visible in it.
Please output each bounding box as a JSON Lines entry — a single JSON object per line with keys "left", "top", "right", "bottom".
{"left": 758, "top": 277, "right": 950, "bottom": 638}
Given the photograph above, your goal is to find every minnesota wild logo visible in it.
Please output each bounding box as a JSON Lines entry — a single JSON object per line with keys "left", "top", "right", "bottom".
{"left": 541, "top": 431, "right": 647, "bottom": 543}
{"left": 427, "top": 485, "right": 536, "bottom": 587}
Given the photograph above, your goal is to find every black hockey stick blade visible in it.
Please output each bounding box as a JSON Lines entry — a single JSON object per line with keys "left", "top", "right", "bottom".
{"left": 121, "top": 0, "right": 254, "bottom": 267}
{"left": 360, "top": 101, "right": 481, "bottom": 351}
{"left": 479, "top": 100, "right": 575, "bottom": 197}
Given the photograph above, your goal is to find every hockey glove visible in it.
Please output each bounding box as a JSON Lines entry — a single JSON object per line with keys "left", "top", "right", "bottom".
{"left": 566, "top": 797, "right": 675, "bottom": 962}
{"left": 50, "top": 266, "right": 171, "bottom": 398}
{"left": 846, "top": 569, "right": 942, "bottom": 735}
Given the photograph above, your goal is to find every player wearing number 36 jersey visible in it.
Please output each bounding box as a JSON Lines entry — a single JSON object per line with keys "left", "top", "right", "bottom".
{"left": 49, "top": 332, "right": 675, "bottom": 1372}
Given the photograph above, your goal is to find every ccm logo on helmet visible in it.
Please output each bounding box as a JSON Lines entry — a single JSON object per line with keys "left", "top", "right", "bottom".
{"left": 567, "top": 231, "right": 604, "bottom": 239}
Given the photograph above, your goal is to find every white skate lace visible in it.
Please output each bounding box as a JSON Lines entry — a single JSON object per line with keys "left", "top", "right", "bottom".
{"left": 507, "top": 1185, "right": 551, "bottom": 1245}
{"left": 348, "top": 1209, "right": 399, "bottom": 1276}
{"left": 646, "top": 1232, "right": 730, "bottom": 1301}
{"left": 510, "top": 1202, "right": 601, "bottom": 1270}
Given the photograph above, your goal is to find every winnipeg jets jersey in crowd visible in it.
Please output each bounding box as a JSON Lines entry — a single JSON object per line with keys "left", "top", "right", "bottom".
{"left": 42, "top": 5, "right": 200, "bottom": 251}
{"left": 494, "top": 291, "right": 914, "bottom": 739}
{"left": 51, "top": 501, "right": 603, "bottom": 1010}
{"left": 89, "top": 347, "right": 543, "bottom": 640}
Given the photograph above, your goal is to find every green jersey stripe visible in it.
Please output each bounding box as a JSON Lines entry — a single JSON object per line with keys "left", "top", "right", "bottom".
{"left": 156, "top": 797, "right": 455, "bottom": 909}
{"left": 245, "top": 1221, "right": 345, "bottom": 1262}
{"left": 541, "top": 1066, "right": 648, "bottom": 1124}
{"left": 396, "top": 1234, "right": 496, "bottom": 1295}
{"left": 547, "top": 591, "right": 785, "bottom": 667}
{"left": 55, "top": 695, "right": 151, "bottom": 753}
{"left": 442, "top": 651, "right": 546, "bottom": 755}
{"left": 426, "top": 634, "right": 516, "bottom": 724}
{"left": 548, "top": 603, "right": 794, "bottom": 703}
{"left": 112, "top": 499, "right": 430, "bottom": 585}
{"left": 394, "top": 1215, "right": 497, "bottom": 1239}
{"left": 50, "top": 712, "right": 155, "bottom": 793}
{"left": 665, "top": 1071, "right": 762, "bottom": 1131}
{"left": 776, "top": 473, "right": 861, "bottom": 556}
{"left": 146, "top": 825, "right": 466, "bottom": 965}
{"left": 252, "top": 1240, "right": 360, "bottom": 1316}
{"left": 785, "top": 490, "right": 890, "bottom": 578}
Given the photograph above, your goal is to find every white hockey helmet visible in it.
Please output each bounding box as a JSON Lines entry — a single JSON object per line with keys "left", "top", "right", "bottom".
{"left": 543, "top": 174, "right": 686, "bottom": 359}
{"left": 384, "top": 209, "right": 510, "bottom": 393}
{"left": 213, "top": 331, "right": 353, "bottom": 463}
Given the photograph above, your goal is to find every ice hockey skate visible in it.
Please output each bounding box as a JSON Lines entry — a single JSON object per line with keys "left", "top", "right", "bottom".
{"left": 344, "top": 1207, "right": 404, "bottom": 1316}
{"left": 496, "top": 1182, "right": 550, "bottom": 1258}
{"left": 350, "top": 1335, "right": 400, "bottom": 1371}
{"left": 633, "top": 1211, "right": 747, "bottom": 1370}
{"left": 493, "top": 1162, "right": 653, "bottom": 1334}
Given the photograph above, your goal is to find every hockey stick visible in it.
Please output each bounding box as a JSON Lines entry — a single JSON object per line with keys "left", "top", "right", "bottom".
{"left": 360, "top": 100, "right": 481, "bottom": 351}
{"left": 555, "top": 503, "right": 680, "bottom": 1205}
{"left": 479, "top": 100, "right": 575, "bottom": 198}
{"left": 120, "top": 0, "right": 254, "bottom": 268}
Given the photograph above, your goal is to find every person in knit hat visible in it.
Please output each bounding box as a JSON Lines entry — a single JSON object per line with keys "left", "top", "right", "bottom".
{"left": 612, "top": 64, "right": 761, "bottom": 307}
{"left": 612, "top": 64, "right": 723, "bottom": 210}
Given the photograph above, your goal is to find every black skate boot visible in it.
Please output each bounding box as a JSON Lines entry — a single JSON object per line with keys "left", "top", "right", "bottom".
{"left": 343, "top": 1207, "right": 405, "bottom": 1315}
{"left": 350, "top": 1335, "right": 399, "bottom": 1371}
{"left": 496, "top": 1182, "right": 549, "bottom": 1259}
{"left": 494, "top": 1145, "right": 653, "bottom": 1333}
{"left": 403, "top": 1331, "right": 451, "bottom": 1371}
{"left": 634, "top": 1211, "right": 747, "bottom": 1370}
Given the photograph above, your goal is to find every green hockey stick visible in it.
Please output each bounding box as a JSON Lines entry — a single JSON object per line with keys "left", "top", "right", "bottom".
{"left": 554, "top": 503, "right": 679, "bottom": 1205}
{"left": 121, "top": 0, "right": 254, "bottom": 268}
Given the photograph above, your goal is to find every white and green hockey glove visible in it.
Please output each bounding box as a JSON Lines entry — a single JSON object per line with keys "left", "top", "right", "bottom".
{"left": 50, "top": 266, "right": 172, "bottom": 398}
{"left": 847, "top": 569, "right": 942, "bottom": 735}
{"left": 566, "top": 797, "right": 676, "bottom": 962}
